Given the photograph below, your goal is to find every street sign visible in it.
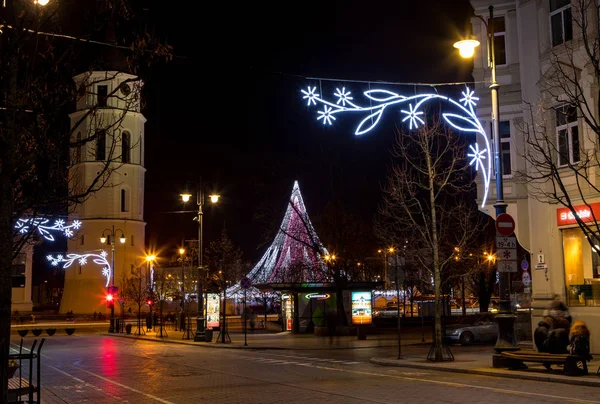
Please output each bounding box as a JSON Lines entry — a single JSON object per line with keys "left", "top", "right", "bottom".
{"left": 535, "top": 263, "right": 548, "bottom": 270}
{"left": 521, "top": 259, "right": 529, "bottom": 271}
{"left": 497, "top": 261, "right": 518, "bottom": 273}
{"left": 496, "top": 213, "right": 515, "bottom": 236}
{"left": 241, "top": 276, "right": 252, "bottom": 289}
{"left": 522, "top": 271, "right": 531, "bottom": 286}
{"left": 497, "top": 249, "right": 517, "bottom": 261}
{"left": 496, "top": 236, "right": 517, "bottom": 249}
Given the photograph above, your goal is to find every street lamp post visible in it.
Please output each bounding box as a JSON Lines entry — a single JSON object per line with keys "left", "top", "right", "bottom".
{"left": 100, "top": 225, "right": 126, "bottom": 333}
{"left": 181, "top": 182, "right": 220, "bottom": 342}
{"left": 454, "top": 5, "right": 516, "bottom": 352}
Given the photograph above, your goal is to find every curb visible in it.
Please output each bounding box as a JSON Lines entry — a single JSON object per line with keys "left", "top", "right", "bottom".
{"left": 370, "top": 357, "right": 600, "bottom": 388}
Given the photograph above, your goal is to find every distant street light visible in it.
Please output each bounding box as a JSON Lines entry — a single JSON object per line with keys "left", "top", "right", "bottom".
{"left": 180, "top": 180, "right": 220, "bottom": 341}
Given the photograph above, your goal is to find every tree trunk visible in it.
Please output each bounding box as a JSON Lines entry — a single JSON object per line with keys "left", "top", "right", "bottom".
{"left": 428, "top": 152, "right": 443, "bottom": 361}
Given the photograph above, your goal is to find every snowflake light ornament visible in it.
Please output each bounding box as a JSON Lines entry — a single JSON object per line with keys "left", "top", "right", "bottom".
{"left": 299, "top": 85, "right": 492, "bottom": 207}
{"left": 401, "top": 104, "right": 425, "bottom": 130}
{"left": 334, "top": 87, "right": 353, "bottom": 106}
{"left": 301, "top": 86, "right": 320, "bottom": 106}
{"left": 317, "top": 105, "right": 336, "bottom": 125}
{"left": 47, "top": 250, "right": 111, "bottom": 287}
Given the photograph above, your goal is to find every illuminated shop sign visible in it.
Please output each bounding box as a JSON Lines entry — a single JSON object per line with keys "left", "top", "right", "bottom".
{"left": 305, "top": 293, "right": 330, "bottom": 300}
{"left": 556, "top": 202, "right": 600, "bottom": 226}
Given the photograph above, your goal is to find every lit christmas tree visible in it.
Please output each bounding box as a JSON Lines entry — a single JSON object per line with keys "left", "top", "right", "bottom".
{"left": 228, "top": 181, "right": 329, "bottom": 296}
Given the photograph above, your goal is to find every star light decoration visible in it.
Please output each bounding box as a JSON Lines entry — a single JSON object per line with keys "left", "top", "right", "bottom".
{"left": 300, "top": 86, "right": 491, "bottom": 207}
{"left": 47, "top": 250, "right": 111, "bottom": 287}
{"left": 15, "top": 217, "right": 82, "bottom": 241}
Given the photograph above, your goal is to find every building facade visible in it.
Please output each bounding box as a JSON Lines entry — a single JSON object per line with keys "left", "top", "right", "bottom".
{"left": 60, "top": 71, "right": 146, "bottom": 314}
{"left": 469, "top": 0, "right": 600, "bottom": 348}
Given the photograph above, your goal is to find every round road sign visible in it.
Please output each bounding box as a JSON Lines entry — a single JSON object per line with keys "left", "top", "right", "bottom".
{"left": 241, "top": 276, "right": 252, "bottom": 290}
{"left": 521, "top": 260, "right": 529, "bottom": 271}
{"left": 496, "top": 213, "right": 515, "bottom": 236}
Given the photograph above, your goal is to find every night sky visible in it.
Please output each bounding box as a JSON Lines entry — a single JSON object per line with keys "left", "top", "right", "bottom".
{"left": 132, "top": 1, "right": 474, "bottom": 264}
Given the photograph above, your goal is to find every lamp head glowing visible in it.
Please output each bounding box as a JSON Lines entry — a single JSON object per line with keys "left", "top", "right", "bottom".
{"left": 36, "top": 0, "right": 49, "bottom": 5}
{"left": 209, "top": 194, "right": 220, "bottom": 203}
{"left": 146, "top": 255, "right": 156, "bottom": 262}
{"left": 100, "top": 236, "right": 107, "bottom": 244}
{"left": 180, "top": 193, "right": 192, "bottom": 203}
{"left": 179, "top": 248, "right": 185, "bottom": 255}
{"left": 453, "top": 39, "right": 480, "bottom": 59}
{"left": 119, "top": 235, "right": 126, "bottom": 244}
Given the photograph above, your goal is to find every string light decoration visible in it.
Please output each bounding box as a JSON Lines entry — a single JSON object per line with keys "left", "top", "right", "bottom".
{"left": 300, "top": 85, "right": 491, "bottom": 207}
{"left": 15, "top": 217, "right": 82, "bottom": 241}
{"left": 47, "top": 250, "right": 111, "bottom": 287}
{"left": 228, "top": 181, "right": 329, "bottom": 296}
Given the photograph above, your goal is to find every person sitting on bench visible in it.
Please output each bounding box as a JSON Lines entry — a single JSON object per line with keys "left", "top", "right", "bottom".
{"left": 534, "top": 300, "right": 572, "bottom": 370}
{"left": 569, "top": 320, "right": 592, "bottom": 373}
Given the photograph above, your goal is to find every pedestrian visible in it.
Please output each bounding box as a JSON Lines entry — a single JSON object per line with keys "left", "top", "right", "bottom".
{"left": 93, "top": 311, "right": 97, "bottom": 321}
{"left": 534, "top": 299, "right": 572, "bottom": 370}
{"left": 569, "top": 320, "right": 592, "bottom": 373}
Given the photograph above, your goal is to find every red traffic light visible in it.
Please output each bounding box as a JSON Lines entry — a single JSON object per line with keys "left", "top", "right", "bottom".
{"left": 147, "top": 299, "right": 153, "bottom": 306}
{"left": 106, "top": 293, "right": 114, "bottom": 301}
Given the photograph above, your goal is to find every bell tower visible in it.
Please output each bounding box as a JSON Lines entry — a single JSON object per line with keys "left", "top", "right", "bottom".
{"left": 60, "top": 71, "right": 146, "bottom": 314}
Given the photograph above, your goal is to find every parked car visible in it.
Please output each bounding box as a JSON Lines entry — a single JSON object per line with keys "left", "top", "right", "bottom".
{"left": 444, "top": 313, "right": 527, "bottom": 346}
{"left": 373, "top": 302, "right": 404, "bottom": 318}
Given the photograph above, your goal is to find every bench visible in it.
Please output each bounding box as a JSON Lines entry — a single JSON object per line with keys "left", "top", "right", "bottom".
{"left": 499, "top": 350, "right": 588, "bottom": 376}
{"left": 8, "top": 377, "right": 37, "bottom": 403}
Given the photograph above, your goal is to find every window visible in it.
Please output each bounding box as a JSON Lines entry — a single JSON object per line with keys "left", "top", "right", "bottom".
{"left": 490, "top": 121, "right": 512, "bottom": 175}
{"left": 95, "top": 130, "right": 106, "bottom": 161}
{"left": 122, "top": 131, "right": 131, "bottom": 163}
{"left": 97, "top": 85, "right": 108, "bottom": 107}
{"left": 550, "top": 0, "right": 572, "bottom": 47}
{"left": 499, "top": 121, "right": 511, "bottom": 175}
{"left": 76, "top": 132, "right": 82, "bottom": 163}
{"left": 121, "top": 188, "right": 129, "bottom": 212}
{"left": 490, "top": 16, "right": 506, "bottom": 65}
{"left": 556, "top": 105, "right": 579, "bottom": 166}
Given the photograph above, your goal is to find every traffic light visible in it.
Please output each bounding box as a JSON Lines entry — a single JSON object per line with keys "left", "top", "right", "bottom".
{"left": 147, "top": 299, "right": 153, "bottom": 306}
{"left": 106, "top": 293, "right": 114, "bottom": 308}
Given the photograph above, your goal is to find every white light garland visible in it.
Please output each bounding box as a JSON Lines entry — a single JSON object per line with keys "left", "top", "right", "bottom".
{"left": 300, "top": 86, "right": 491, "bottom": 207}
{"left": 15, "top": 217, "right": 82, "bottom": 241}
{"left": 47, "top": 250, "right": 111, "bottom": 287}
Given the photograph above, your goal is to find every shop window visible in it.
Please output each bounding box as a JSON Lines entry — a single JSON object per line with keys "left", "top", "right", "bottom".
{"left": 550, "top": 0, "right": 572, "bottom": 47}
{"left": 563, "top": 227, "right": 600, "bottom": 306}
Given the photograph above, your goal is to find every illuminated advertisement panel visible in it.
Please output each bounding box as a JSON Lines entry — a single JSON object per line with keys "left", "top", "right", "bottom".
{"left": 282, "top": 294, "right": 293, "bottom": 331}
{"left": 206, "top": 293, "right": 220, "bottom": 329}
{"left": 351, "top": 291, "right": 372, "bottom": 325}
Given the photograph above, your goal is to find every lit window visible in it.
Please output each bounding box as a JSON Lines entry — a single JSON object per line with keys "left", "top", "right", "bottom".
{"left": 490, "top": 16, "right": 506, "bottom": 65}
{"left": 95, "top": 130, "right": 106, "bottom": 161}
{"left": 97, "top": 85, "right": 108, "bottom": 107}
{"left": 550, "top": 0, "right": 572, "bottom": 47}
{"left": 556, "top": 105, "right": 579, "bottom": 166}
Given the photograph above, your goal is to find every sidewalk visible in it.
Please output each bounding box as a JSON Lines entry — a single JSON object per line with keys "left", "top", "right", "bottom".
{"left": 371, "top": 344, "right": 600, "bottom": 388}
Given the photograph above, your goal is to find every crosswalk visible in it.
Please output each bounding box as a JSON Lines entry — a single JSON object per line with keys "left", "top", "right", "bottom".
{"left": 239, "top": 353, "right": 362, "bottom": 367}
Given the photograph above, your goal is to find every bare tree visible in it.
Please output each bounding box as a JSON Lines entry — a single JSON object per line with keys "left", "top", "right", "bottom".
{"left": 122, "top": 265, "right": 150, "bottom": 336}
{"left": 376, "top": 120, "right": 482, "bottom": 361}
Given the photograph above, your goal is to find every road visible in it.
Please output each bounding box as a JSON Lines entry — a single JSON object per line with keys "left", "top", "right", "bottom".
{"left": 13, "top": 334, "right": 600, "bottom": 403}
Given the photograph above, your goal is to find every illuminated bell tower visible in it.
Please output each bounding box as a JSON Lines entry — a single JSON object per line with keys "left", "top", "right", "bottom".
{"left": 60, "top": 71, "right": 146, "bottom": 314}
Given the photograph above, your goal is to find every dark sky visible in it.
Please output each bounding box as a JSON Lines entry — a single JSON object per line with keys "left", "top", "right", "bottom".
{"left": 141, "top": 0, "right": 475, "bottom": 263}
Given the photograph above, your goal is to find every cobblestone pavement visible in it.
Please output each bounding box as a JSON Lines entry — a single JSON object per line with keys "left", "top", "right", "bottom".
{"left": 13, "top": 334, "right": 600, "bottom": 404}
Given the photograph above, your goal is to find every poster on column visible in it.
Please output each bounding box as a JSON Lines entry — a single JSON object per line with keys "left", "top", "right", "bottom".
{"left": 351, "top": 291, "right": 372, "bottom": 325}
{"left": 206, "top": 293, "right": 220, "bottom": 329}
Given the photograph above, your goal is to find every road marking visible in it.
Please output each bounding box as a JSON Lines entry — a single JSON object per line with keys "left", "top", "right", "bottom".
{"left": 50, "top": 366, "right": 125, "bottom": 400}
{"left": 49, "top": 365, "right": 174, "bottom": 404}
